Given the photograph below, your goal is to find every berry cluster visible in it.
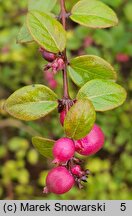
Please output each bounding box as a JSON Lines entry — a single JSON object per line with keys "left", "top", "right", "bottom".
{"left": 40, "top": 48, "right": 105, "bottom": 195}
{"left": 43, "top": 107, "right": 105, "bottom": 195}
{"left": 39, "top": 47, "right": 65, "bottom": 89}
{"left": 39, "top": 47, "right": 65, "bottom": 74}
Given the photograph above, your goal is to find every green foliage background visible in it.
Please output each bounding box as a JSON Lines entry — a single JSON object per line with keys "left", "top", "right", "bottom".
{"left": 0, "top": 0, "right": 132, "bottom": 200}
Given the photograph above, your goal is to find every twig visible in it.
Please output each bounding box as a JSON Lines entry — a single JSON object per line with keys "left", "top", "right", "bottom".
{"left": 60, "top": 0, "right": 70, "bottom": 99}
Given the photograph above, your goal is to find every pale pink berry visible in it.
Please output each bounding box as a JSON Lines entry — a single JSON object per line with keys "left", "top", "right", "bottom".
{"left": 116, "top": 53, "right": 129, "bottom": 63}
{"left": 45, "top": 70, "right": 53, "bottom": 80}
{"left": 49, "top": 79, "right": 57, "bottom": 89}
{"left": 75, "top": 124, "right": 105, "bottom": 156}
{"left": 60, "top": 109, "right": 66, "bottom": 126}
{"left": 43, "top": 166, "right": 74, "bottom": 194}
{"left": 39, "top": 48, "right": 56, "bottom": 62}
{"left": 2, "top": 46, "right": 9, "bottom": 54}
{"left": 71, "top": 165, "right": 84, "bottom": 177}
{"left": 52, "top": 137, "right": 75, "bottom": 164}
{"left": 84, "top": 36, "right": 93, "bottom": 47}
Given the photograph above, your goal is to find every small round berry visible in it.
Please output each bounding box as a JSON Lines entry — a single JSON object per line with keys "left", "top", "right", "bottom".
{"left": 60, "top": 109, "right": 66, "bottom": 126}
{"left": 45, "top": 71, "right": 53, "bottom": 80}
{"left": 52, "top": 137, "right": 75, "bottom": 164}
{"left": 75, "top": 124, "right": 105, "bottom": 156}
{"left": 116, "top": 53, "right": 130, "bottom": 63}
{"left": 43, "top": 166, "right": 74, "bottom": 194}
{"left": 84, "top": 36, "right": 93, "bottom": 47}
{"left": 39, "top": 48, "right": 56, "bottom": 62}
{"left": 49, "top": 79, "right": 57, "bottom": 89}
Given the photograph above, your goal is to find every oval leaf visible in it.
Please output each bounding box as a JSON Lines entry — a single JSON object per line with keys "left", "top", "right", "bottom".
{"left": 64, "top": 99, "right": 96, "bottom": 140}
{"left": 68, "top": 55, "right": 117, "bottom": 87}
{"left": 5, "top": 85, "right": 58, "bottom": 121}
{"left": 77, "top": 79, "right": 127, "bottom": 111}
{"left": 16, "top": 22, "right": 33, "bottom": 44}
{"left": 27, "top": 11, "right": 66, "bottom": 53}
{"left": 32, "top": 136, "right": 55, "bottom": 158}
{"left": 70, "top": 0, "right": 118, "bottom": 28}
{"left": 28, "top": 0, "right": 57, "bottom": 12}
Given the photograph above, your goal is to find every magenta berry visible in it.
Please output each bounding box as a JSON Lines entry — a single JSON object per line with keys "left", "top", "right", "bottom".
{"left": 52, "top": 137, "right": 75, "bottom": 164}
{"left": 75, "top": 124, "right": 105, "bottom": 156}
{"left": 39, "top": 47, "right": 56, "bottom": 62}
{"left": 60, "top": 109, "right": 66, "bottom": 126}
{"left": 49, "top": 79, "right": 57, "bottom": 89}
{"left": 43, "top": 166, "right": 74, "bottom": 194}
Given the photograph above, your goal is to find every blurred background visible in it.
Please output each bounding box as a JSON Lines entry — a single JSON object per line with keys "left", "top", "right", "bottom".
{"left": 0, "top": 0, "right": 132, "bottom": 200}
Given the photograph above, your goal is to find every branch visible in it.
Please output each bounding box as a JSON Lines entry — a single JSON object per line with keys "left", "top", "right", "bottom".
{"left": 60, "top": 0, "right": 70, "bottom": 99}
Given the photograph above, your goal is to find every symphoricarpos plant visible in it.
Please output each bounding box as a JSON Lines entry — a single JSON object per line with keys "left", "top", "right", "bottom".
{"left": 2, "top": 0, "right": 127, "bottom": 194}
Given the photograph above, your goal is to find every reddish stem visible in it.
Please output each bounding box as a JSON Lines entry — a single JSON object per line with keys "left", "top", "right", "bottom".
{"left": 60, "top": 0, "right": 70, "bottom": 99}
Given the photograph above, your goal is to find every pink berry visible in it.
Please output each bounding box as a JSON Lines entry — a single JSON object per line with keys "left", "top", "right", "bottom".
{"left": 75, "top": 124, "right": 105, "bottom": 156}
{"left": 116, "top": 53, "right": 129, "bottom": 63}
{"left": 60, "top": 109, "right": 66, "bottom": 126}
{"left": 71, "top": 165, "right": 84, "bottom": 177}
{"left": 49, "top": 79, "right": 57, "bottom": 89}
{"left": 43, "top": 166, "right": 74, "bottom": 194}
{"left": 39, "top": 48, "right": 56, "bottom": 62}
{"left": 45, "top": 71, "right": 53, "bottom": 80}
{"left": 84, "top": 36, "right": 93, "bottom": 47}
{"left": 52, "top": 137, "right": 75, "bottom": 164}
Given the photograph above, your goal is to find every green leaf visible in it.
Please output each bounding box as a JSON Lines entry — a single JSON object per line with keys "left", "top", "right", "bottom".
{"left": 70, "top": 0, "right": 118, "bottom": 28}
{"left": 28, "top": 0, "right": 57, "bottom": 12}
{"left": 27, "top": 11, "right": 66, "bottom": 53}
{"left": 64, "top": 99, "right": 96, "bottom": 140}
{"left": 5, "top": 84, "right": 58, "bottom": 121}
{"left": 68, "top": 55, "right": 117, "bottom": 87}
{"left": 16, "top": 22, "right": 33, "bottom": 44}
{"left": 93, "top": 29, "right": 114, "bottom": 48}
{"left": 77, "top": 79, "right": 127, "bottom": 111}
{"left": 32, "top": 136, "right": 55, "bottom": 158}
{"left": 124, "top": 3, "right": 132, "bottom": 22}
